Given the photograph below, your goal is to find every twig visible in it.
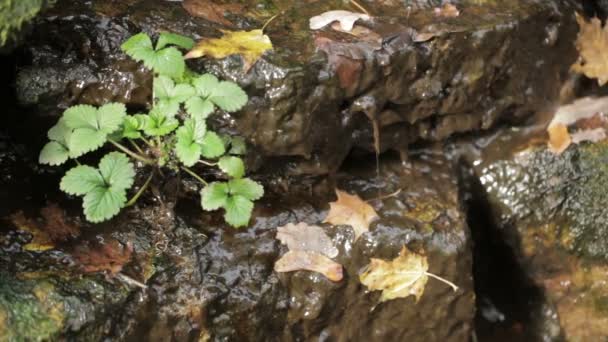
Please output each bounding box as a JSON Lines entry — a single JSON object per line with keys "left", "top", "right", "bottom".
{"left": 116, "top": 273, "right": 147, "bottom": 289}
{"left": 350, "top": 0, "right": 369, "bottom": 15}
{"left": 366, "top": 189, "right": 402, "bottom": 202}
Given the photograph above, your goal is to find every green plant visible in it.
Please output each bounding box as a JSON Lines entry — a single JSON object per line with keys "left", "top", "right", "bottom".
{"left": 39, "top": 32, "right": 263, "bottom": 227}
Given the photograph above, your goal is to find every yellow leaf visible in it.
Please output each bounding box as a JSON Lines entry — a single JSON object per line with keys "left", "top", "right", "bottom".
{"left": 185, "top": 29, "right": 272, "bottom": 72}
{"left": 274, "top": 250, "right": 343, "bottom": 282}
{"left": 323, "top": 189, "right": 379, "bottom": 241}
{"left": 572, "top": 14, "right": 608, "bottom": 86}
{"left": 359, "top": 246, "right": 458, "bottom": 302}
{"left": 547, "top": 123, "right": 572, "bottom": 155}
{"left": 10, "top": 212, "right": 54, "bottom": 251}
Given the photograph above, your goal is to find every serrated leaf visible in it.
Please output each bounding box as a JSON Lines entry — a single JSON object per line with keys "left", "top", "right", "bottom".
{"left": 200, "top": 131, "right": 225, "bottom": 158}
{"left": 122, "top": 116, "right": 142, "bottom": 139}
{"left": 121, "top": 33, "right": 154, "bottom": 61}
{"left": 68, "top": 128, "right": 107, "bottom": 158}
{"left": 228, "top": 178, "right": 263, "bottom": 200}
{"left": 223, "top": 195, "right": 253, "bottom": 227}
{"left": 229, "top": 136, "right": 247, "bottom": 155}
{"left": 154, "top": 76, "right": 195, "bottom": 103}
{"left": 156, "top": 32, "right": 195, "bottom": 50}
{"left": 98, "top": 152, "right": 135, "bottom": 192}
{"left": 174, "top": 118, "right": 206, "bottom": 166}
{"left": 96, "top": 103, "right": 126, "bottom": 134}
{"left": 156, "top": 99, "right": 180, "bottom": 118}
{"left": 185, "top": 29, "right": 272, "bottom": 72}
{"left": 83, "top": 186, "right": 127, "bottom": 223}
{"left": 192, "top": 74, "right": 219, "bottom": 98}
{"left": 63, "top": 105, "right": 98, "bottom": 129}
{"left": 185, "top": 96, "right": 215, "bottom": 119}
{"left": 144, "top": 110, "right": 179, "bottom": 136}
{"left": 60, "top": 165, "right": 105, "bottom": 196}
{"left": 153, "top": 75, "right": 174, "bottom": 99}
{"left": 47, "top": 120, "right": 72, "bottom": 145}
{"left": 218, "top": 156, "right": 245, "bottom": 178}
{"left": 39, "top": 141, "right": 70, "bottom": 165}
{"left": 150, "top": 47, "right": 185, "bottom": 78}
{"left": 208, "top": 81, "right": 248, "bottom": 112}
{"left": 200, "top": 182, "right": 229, "bottom": 210}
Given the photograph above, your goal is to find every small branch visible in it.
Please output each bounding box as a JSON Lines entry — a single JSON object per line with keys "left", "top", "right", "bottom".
{"left": 424, "top": 272, "right": 459, "bottom": 292}
{"left": 128, "top": 139, "right": 145, "bottom": 155}
{"left": 350, "top": 0, "right": 369, "bottom": 15}
{"left": 181, "top": 166, "right": 208, "bottom": 186}
{"left": 126, "top": 171, "right": 154, "bottom": 207}
{"left": 116, "top": 273, "right": 147, "bottom": 289}
{"left": 261, "top": 13, "right": 280, "bottom": 32}
{"left": 108, "top": 139, "right": 154, "bottom": 164}
{"left": 366, "top": 189, "right": 402, "bottom": 202}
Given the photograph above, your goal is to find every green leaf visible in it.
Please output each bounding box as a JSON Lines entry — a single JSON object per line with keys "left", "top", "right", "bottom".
{"left": 229, "top": 136, "right": 247, "bottom": 155}
{"left": 60, "top": 165, "right": 105, "bottom": 196}
{"left": 68, "top": 128, "right": 107, "bottom": 158}
{"left": 39, "top": 141, "right": 70, "bottom": 165}
{"left": 174, "top": 118, "right": 206, "bottom": 166}
{"left": 122, "top": 116, "right": 142, "bottom": 139}
{"left": 200, "top": 182, "right": 229, "bottom": 211}
{"left": 228, "top": 178, "right": 264, "bottom": 200}
{"left": 209, "top": 81, "right": 248, "bottom": 112}
{"left": 156, "top": 99, "right": 180, "bottom": 117}
{"left": 96, "top": 103, "right": 126, "bottom": 134}
{"left": 83, "top": 186, "right": 127, "bottom": 223}
{"left": 173, "top": 84, "right": 196, "bottom": 102}
{"left": 98, "top": 152, "right": 135, "bottom": 192}
{"left": 153, "top": 75, "right": 174, "bottom": 99}
{"left": 218, "top": 156, "right": 245, "bottom": 178}
{"left": 185, "top": 96, "right": 214, "bottom": 119}
{"left": 224, "top": 195, "right": 254, "bottom": 228}
{"left": 143, "top": 109, "right": 179, "bottom": 136}
{"left": 192, "top": 74, "right": 219, "bottom": 98}
{"left": 47, "top": 120, "right": 72, "bottom": 145}
{"left": 200, "top": 131, "right": 225, "bottom": 158}
{"left": 63, "top": 105, "right": 98, "bottom": 129}
{"left": 149, "top": 47, "right": 185, "bottom": 78}
{"left": 121, "top": 33, "right": 155, "bottom": 62}
{"left": 156, "top": 32, "right": 195, "bottom": 50}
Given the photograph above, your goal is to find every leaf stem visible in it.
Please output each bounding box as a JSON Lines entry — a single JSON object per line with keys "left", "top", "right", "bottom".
{"left": 140, "top": 137, "right": 154, "bottom": 148}
{"left": 424, "top": 272, "right": 459, "bottom": 292}
{"left": 181, "top": 166, "right": 208, "bottom": 185}
{"left": 108, "top": 139, "right": 154, "bottom": 164}
{"left": 261, "top": 13, "right": 280, "bottom": 32}
{"left": 126, "top": 171, "right": 154, "bottom": 207}
{"left": 350, "top": 0, "right": 369, "bottom": 15}
{"left": 128, "top": 139, "right": 145, "bottom": 155}
{"left": 198, "top": 160, "right": 218, "bottom": 166}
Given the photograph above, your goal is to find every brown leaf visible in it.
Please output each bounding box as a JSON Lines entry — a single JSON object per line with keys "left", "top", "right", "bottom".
{"left": 276, "top": 222, "right": 339, "bottom": 258}
{"left": 71, "top": 239, "right": 133, "bottom": 275}
{"left": 547, "top": 123, "right": 572, "bottom": 155}
{"left": 10, "top": 211, "right": 54, "bottom": 251}
{"left": 434, "top": 3, "right": 460, "bottom": 18}
{"left": 359, "top": 246, "right": 457, "bottom": 302}
{"left": 572, "top": 14, "right": 608, "bottom": 86}
{"left": 274, "top": 250, "right": 343, "bottom": 281}
{"left": 9, "top": 204, "right": 80, "bottom": 251}
{"left": 182, "top": 0, "right": 244, "bottom": 26}
{"left": 323, "top": 189, "right": 379, "bottom": 241}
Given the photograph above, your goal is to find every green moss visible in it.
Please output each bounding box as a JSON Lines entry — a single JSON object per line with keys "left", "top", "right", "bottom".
{"left": 0, "top": 0, "right": 54, "bottom": 47}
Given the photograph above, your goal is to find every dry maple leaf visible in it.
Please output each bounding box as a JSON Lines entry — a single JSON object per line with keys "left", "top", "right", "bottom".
{"left": 323, "top": 189, "right": 379, "bottom": 241}
{"left": 359, "top": 246, "right": 458, "bottom": 302}
{"left": 276, "top": 222, "right": 339, "bottom": 258}
{"left": 185, "top": 29, "right": 272, "bottom": 72}
{"left": 572, "top": 14, "right": 608, "bottom": 86}
{"left": 71, "top": 239, "right": 133, "bottom": 275}
{"left": 274, "top": 250, "right": 343, "bottom": 282}
{"left": 309, "top": 10, "right": 371, "bottom": 32}
{"left": 547, "top": 123, "right": 572, "bottom": 154}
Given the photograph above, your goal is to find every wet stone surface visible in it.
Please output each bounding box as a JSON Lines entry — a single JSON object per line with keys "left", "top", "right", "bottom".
{"left": 15, "top": 0, "right": 578, "bottom": 175}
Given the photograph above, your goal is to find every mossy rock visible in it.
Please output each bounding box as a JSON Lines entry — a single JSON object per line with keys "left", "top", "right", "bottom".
{"left": 0, "top": 0, "right": 54, "bottom": 49}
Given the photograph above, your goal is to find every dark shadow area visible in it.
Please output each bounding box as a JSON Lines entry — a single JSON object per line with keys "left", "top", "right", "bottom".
{"left": 459, "top": 161, "right": 562, "bottom": 342}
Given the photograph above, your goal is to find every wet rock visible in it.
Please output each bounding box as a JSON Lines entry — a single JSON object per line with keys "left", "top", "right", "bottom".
{"left": 466, "top": 128, "right": 608, "bottom": 341}
{"left": 15, "top": 0, "right": 578, "bottom": 175}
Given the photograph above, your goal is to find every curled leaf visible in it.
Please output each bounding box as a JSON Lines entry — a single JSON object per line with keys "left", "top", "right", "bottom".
{"left": 323, "top": 189, "right": 379, "bottom": 241}
{"left": 309, "top": 10, "right": 371, "bottom": 32}
{"left": 274, "top": 250, "right": 343, "bottom": 282}
{"left": 359, "top": 246, "right": 458, "bottom": 303}
{"left": 276, "top": 222, "right": 339, "bottom": 258}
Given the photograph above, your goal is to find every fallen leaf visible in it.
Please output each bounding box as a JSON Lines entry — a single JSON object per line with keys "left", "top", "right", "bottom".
{"left": 274, "top": 250, "right": 343, "bottom": 281}
{"left": 10, "top": 212, "right": 54, "bottom": 251}
{"left": 547, "top": 123, "right": 572, "bottom": 154}
{"left": 323, "top": 189, "right": 379, "bottom": 241}
{"left": 547, "top": 97, "right": 608, "bottom": 154}
{"left": 185, "top": 29, "right": 272, "bottom": 72}
{"left": 571, "top": 14, "right": 608, "bottom": 86}
{"left": 359, "top": 246, "right": 458, "bottom": 302}
{"left": 71, "top": 239, "right": 133, "bottom": 275}
{"left": 182, "top": 0, "right": 244, "bottom": 26}
{"left": 309, "top": 10, "right": 371, "bottom": 32}
{"left": 434, "top": 3, "right": 460, "bottom": 18}
{"left": 276, "top": 222, "right": 339, "bottom": 258}
{"left": 39, "top": 203, "right": 80, "bottom": 242}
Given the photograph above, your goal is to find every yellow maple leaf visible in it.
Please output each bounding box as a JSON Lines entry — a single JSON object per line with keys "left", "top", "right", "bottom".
{"left": 359, "top": 246, "right": 458, "bottom": 302}
{"left": 572, "top": 14, "right": 608, "bottom": 86}
{"left": 185, "top": 29, "right": 272, "bottom": 72}
{"left": 323, "top": 189, "right": 379, "bottom": 241}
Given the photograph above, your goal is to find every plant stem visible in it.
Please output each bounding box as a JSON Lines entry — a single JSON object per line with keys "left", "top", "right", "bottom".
{"left": 126, "top": 171, "right": 154, "bottom": 207}
{"left": 198, "top": 160, "right": 218, "bottom": 166}
{"left": 424, "top": 272, "right": 459, "bottom": 292}
{"left": 129, "top": 139, "right": 145, "bottom": 155}
{"left": 140, "top": 137, "right": 154, "bottom": 148}
{"left": 350, "top": 0, "right": 369, "bottom": 15}
{"left": 108, "top": 139, "right": 154, "bottom": 164}
{"left": 181, "top": 166, "right": 208, "bottom": 186}
{"left": 261, "top": 13, "right": 279, "bottom": 32}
